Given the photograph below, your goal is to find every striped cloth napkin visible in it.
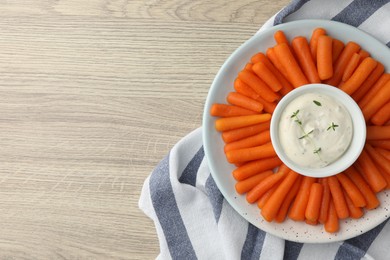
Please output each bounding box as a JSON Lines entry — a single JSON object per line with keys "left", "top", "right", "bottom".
{"left": 139, "top": 0, "right": 390, "bottom": 259}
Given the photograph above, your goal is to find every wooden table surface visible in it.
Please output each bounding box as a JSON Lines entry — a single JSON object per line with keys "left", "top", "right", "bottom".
{"left": 0, "top": 0, "right": 290, "bottom": 258}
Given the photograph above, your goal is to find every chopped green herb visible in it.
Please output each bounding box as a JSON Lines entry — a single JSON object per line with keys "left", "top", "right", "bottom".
{"left": 313, "top": 100, "right": 322, "bottom": 106}
{"left": 299, "top": 129, "right": 314, "bottom": 139}
{"left": 291, "top": 110, "right": 300, "bottom": 118}
{"left": 327, "top": 122, "right": 339, "bottom": 131}
{"left": 313, "top": 147, "right": 322, "bottom": 154}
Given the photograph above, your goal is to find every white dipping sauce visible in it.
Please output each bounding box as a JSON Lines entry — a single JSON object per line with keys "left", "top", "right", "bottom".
{"left": 278, "top": 92, "right": 353, "bottom": 168}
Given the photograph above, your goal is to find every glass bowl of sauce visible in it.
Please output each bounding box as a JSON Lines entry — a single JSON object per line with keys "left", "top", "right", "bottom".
{"left": 270, "top": 84, "right": 366, "bottom": 178}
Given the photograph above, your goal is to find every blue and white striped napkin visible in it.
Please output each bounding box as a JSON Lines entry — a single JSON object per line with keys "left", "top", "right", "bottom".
{"left": 139, "top": 1, "right": 390, "bottom": 259}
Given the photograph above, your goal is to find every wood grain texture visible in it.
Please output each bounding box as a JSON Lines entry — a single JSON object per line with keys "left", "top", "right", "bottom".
{"left": 0, "top": 0, "right": 290, "bottom": 258}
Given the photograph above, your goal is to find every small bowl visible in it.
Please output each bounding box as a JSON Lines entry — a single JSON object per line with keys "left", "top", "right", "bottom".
{"left": 270, "top": 84, "right": 366, "bottom": 178}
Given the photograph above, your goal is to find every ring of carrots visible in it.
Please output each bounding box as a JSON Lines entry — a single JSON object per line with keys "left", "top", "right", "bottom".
{"left": 210, "top": 28, "right": 390, "bottom": 234}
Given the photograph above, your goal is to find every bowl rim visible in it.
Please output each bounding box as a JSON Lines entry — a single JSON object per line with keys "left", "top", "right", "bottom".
{"left": 270, "top": 83, "right": 366, "bottom": 178}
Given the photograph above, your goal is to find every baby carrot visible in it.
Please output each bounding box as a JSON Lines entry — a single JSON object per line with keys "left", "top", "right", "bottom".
{"left": 340, "top": 57, "right": 378, "bottom": 96}
{"left": 332, "top": 38, "right": 345, "bottom": 63}
{"left": 325, "top": 41, "right": 361, "bottom": 86}
{"left": 325, "top": 200, "right": 339, "bottom": 233}
{"left": 274, "top": 30, "right": 289, "bottom": 45}
{"left": 317, "top": 35, "right": 333, "bottom": 80}
{"left": 210, "top": 104, "right": 258, "bottom": 117}
{"left": 361, "top": 80, "right": 390, "bottom": 121}
{"left": 257, "top": 184, "right": 279, "bottom": 209}
{"left": 222, "top": 121, "right": 270, "bottom": 143}
{"left": 234, "top": 78, "right": 260, "bottom": 99}
{"left": 261, "top": 170, "right": 300, "bottom": 222}
{"left": 365, "top": 143, "right": 390, "bottom": 177}
{"left": 224, "top": 130, "right": 270, "bottom": 153}
{"left": 341, "top": 52, "right": 360, "bottom": 82}
{"left": 357, "top": 149, "right": 387, "bottom": 193}
{"left": 232, "top": 156, "right": 282, "bottom": 181}
{"left": 266, "top": 47, "right": 289, "bottom": 80}
{"left": 246, "top": 165, "right": 289, "bottom": 204}
{"left": 250, "top": 52, "right": 294, "bottom": 95}
{"left": 309, "top": 27, "right": 327, "bottom": 63}
{"left": 288, "top": 176, "right": 316, "bottom": 221}
{"left": 244, "top": 63, "right": 253, "bottom": 71}
{"left": 215, "top": 114, "right": 271, "bottom": 132}
{"left": 351, "top": 62, "right": 384, "bottom": 103}
{"left": 328, "top": 176, "right": 349, "bottom": 219}
{"left": 227, "top": 92, "right": 264, "bottom": 112}
{"left": 238, "top": 70, "right": 280, "bottom": 102}
{"left": 376, "top": 147, "right": 390, "bottom": 161}
{"left": 358, "top": 73, "right": 390, "bottom": 108}
{"left": 344, "top": 166, "right": 379, "bottom": 210}
{"left": 305, "top": 183, "right": 323, "bottom": 222}
{"left": 225, "top": 142, "right": 276, "bottom": 163}
{"left": 371, "top": 102, "right": 390, "bottom": 126}
{"left": 274, "top": 43, "right": 309, "bottom": 88}
{"left": 358, "top": 49, "right": 370, "bottom": 59}
{"left": 318, "top": 178, "right": 331, "bottom": 224}
{"left": 235, "top": 170, "right": 274, "bottom": 194}
{"left": 343, "top": 190, "right": 364, "bottom": 219}
{"left": 336, "top": 172, "right": 366, "bottom": 207}
{"left": 291, "top": 36, "right": 321, "bottom": 83}
{"left": 305, "top": 219, "right": 318, "bottom": 226}
{"left": 366, "top": 125, "right": 390, "bottom": 140}
{"left": 274, "top": 175, "right": 302, "bottom": 223}
{"left": 252, "top": 61, "right": 283, "bottom": 91}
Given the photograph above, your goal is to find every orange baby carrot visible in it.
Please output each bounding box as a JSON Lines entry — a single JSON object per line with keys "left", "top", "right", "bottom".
{"left": 340, "top": 57, "right": 378, "bottom": 96}
{"left": 325, "top": 200, "right": 339, "bottom": 233}
{"left": 238, "top": 70, "right": 280, "bottom": 102}
{"left": 250, "top": 52, "right": 294, "bottom": 95}
{"left": 291, "top": 36, "right": 321, "bottom": 83}
{"left": 252, "top": 61, "right": 283, "bottom": 92}
{"left": 317, "top": 35, "right": 333, "bottom": 80}
{"left": 288, "top": 176, "right": 316, "bottom": 221}
{"left": 325, "top": 41, "right": 361, "bottom": 86}
{"left": 365, "top": 143, "right": 390, "bottom": 177}
{"left": 266, "top": 47, "right": 289, "bottom": 79}
{"left": 227, "top": 92, "right": 264, "bottom": 112}
{"left": 343, "top": 190, "right": 364, "bottom": 219}
{"left": 359, "top": 73, "right": 390, "bottom": 108}
{"left": 318, "top": 178, "right": 331, "bottom": 224}
{"left": 305, "top": 182, "right": 323, "bottom": 222}
{"left": 274, "top": 30, "right": 289, "bottom": 45}
{"left": 246, "top": 165, "right": 289, "bottom": 204}
{"left": 274, "top": 43, "right": 309, "bottom": 88}
{"left": 234, "top": 78, "right": 260, "bottom": 99}
{"left": 274, "top": 175, "right": 302, "bottom": 223}
{"left": 224, "top": 130, "right": 270, "bottom": 153}
{"left": 351, "top": 62, "right": 384, "bottom": 103}
{"left": 261, "top": 170, "right": 300, "bottom": 221}
{"left": 332, "top": 38, "right": 345, "bottom": 63}
{"left": 244, "top": 63, "right": 253, "bottom": 71}
{"left": 344, "top": 166, "right": 379, "bottom": 210}
{"left": 342, "top": 52, "right": 360, "bottom": 82}
{"left": 371, "top": 102, "right": 390, "bottom": 126}
{"left": 257, "top": 184, "right": 279, "bottom": 209}
{"left": 361, "top": 80, "right": 390, "bottom": 121}
{"left": 336, "top": 172, "right": 366, "bottom": 207}
{"left": 225, "top": 142, "right": 276, "bottom": 163}
{"left": 215, "top": 114, "right": 271, "bottom": 132}
{"left": 222, "top": 121, "right": 270, "bottom": 143}
{"left": 309, "top": 27, "right": 327, "bottom": 63}
{"left": 235, "top": 170, "right": 274, "bottom": 194}
{"left": 366, "top": 125, "right": 390, "bottom": 140}
{"left": 376, "top": 147, "right": 390, "bottom": 161}
{"left": 232, "top": 156, "right": 282, "bottom": 181}
{"left": 255, "top": 95, "right": 277, "bottom": 114}
{"left": 210, "top": 104, "right": 258, "bottom": 117}
{"left": 358, "top": 49, "right": 370, "bottom": 59}
{"left": 356, "top": 149, "right": 387, "bottom": 193}
{"left": 327, "top": 176, "right": 349, "bottom": 219}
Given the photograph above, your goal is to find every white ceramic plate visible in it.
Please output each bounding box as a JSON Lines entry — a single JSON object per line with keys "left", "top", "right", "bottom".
{"left": 202, "top": 19, "right": 390, "bottom": 243}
